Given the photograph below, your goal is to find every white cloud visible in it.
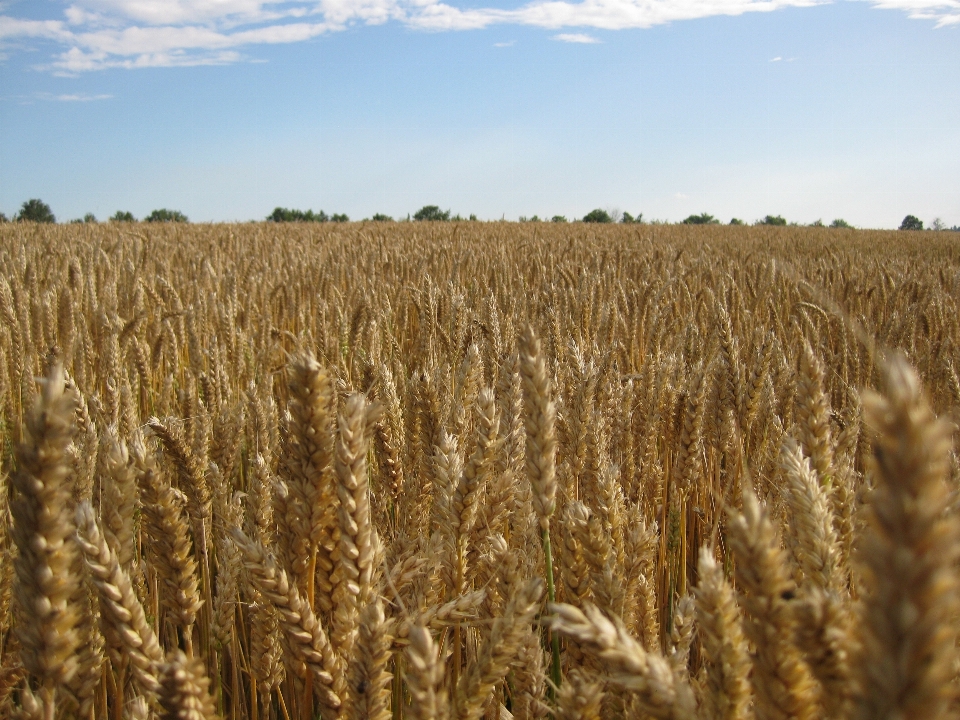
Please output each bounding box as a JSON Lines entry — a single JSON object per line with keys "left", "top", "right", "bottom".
{"left": 770, "top": 55, "right": 781, "bottom": 60}
{"left": 493, "top": 39, "right": 515, "bottom": 45}
{"left": 1, "top": 0, "right": 957, "bottom": 73}
{"left": 554, "top": 31, "right": 600, "bottom": 41}
{"left": 860, "top": 0, "right": 960, "bottom": 24}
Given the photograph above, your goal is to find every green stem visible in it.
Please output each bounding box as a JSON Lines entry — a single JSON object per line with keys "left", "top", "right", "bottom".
{"left": 541, "top": 526, "right": 562, "bottom": 692}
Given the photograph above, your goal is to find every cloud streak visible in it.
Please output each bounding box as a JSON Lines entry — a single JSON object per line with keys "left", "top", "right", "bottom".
{"left": 0, "top": 0, "right": 956, "bottom": 72}
{"left": 554, "top": 32, "right": 601, "bottom": 41}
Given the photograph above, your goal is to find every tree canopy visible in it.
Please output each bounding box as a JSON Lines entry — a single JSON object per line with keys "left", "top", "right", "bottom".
{"left": 582, "top": 209, "right": 612, "bottom": 223}
{"left": 899, "top": 215, "right": 924, "bottom": 231}
{"left": 16, "top": 199, "right": 55, "bottom": 223}
{"left": 682, "top": 213, "right": 719, "bottom": 225}
{"left": 145, "top": 208, "right": 188, "bottom": 223}
{"left": 760, "top": 215, "right": 787, "bottom": 226}
{"left": 414, "top": 205, "right": 451, "bottom": 221}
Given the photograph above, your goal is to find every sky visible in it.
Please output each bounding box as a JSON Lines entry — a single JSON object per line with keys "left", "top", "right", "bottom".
{"left": 0, "top": 1, "right": 958, "bottom": 227}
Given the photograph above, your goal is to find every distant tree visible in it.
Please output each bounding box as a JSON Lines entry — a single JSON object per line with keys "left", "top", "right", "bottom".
{"left": 0, "top": 212, "right": 8, "bottom": 223}
{"left": 931, "top": 217, "right": 947, "bottom": 231}
{"left": 729, "top": 218, "right": 745, "bottom": 225}
{"left": 583, "top": 209, "right": 612, "bottom": 223}
{"left": 111, "top": 211, "right": 136, "bottom": 222}
{"left": 760, "top": 215, "right": 787, "bottom": 226}
{"left": 809, "top": 219, "right": 825, "bottom": 227}
{"left": 145, "top": 208, "right": 188, "bottom": 223}
{"left": 621, "top": 211, "right": 644, "bottom": 224}
{"left": 469, "top": 214, "right": 478, "bottom": 221}
{"left": 268, "top": 207, "right": 292, "bottom": 222}
{"left": 17, "top": 198, "right": 55, "bottom": 223}
{"left": 682, "top": 213, "right": 719, "bottom": 225}
{"left": 552, "top": 216, "right": 567, "bottom": 223}
{"left": 83, "top": 213, "right": 97, "bottom": 223}
{"left": 331, "top": 213, "right": 349, "bottom": 223}
{"left": 830, "top": 218, "right": 852, "bottom": 229}
{"left": 268, "top": 207, "right": 328, "bottom": 222}
{"left": 372, "top": 213, "right": 393, "bottom": 222}
{"left": 899, "top": 215, "right": 923, "bottom": 231}
{"left": 414, "top": 205, "right": 451, "bottom": 222}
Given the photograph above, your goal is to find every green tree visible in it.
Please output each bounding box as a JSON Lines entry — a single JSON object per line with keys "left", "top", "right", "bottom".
{"left": 413, "top": 205, "right": 450, "bottom": 221}
{"left": 729, "top": 218, "right": 745, "bottom": 225}
{"left": 582, "top": 209, "right": 612, "bottom": 223}
{"left": 0, "top": 212, "right": 8, "bottom": 223}
{"left": 682, "top": 213, "right": 719, "bottom": 225}
{"left": 267, "top": 207, "right": 328, "bottom": 222}
{"left": 469, "top": 214, "right": 478, "bottom": 221}
{"left": 760, "top": 215, "right": 787, "bottom": 226}
{"left": 111, "top": 211, "right": 136, "bottom": 222}
{"left": 16, "top": 198, "right": 55, "bottom": 223}
{"left": 899, "top": 215, "right": 923, "bottom": 231}
{"left": 145, "top": 208, "right": 188, "bottom": 223}
{"left": 621, "top": 212, "right": 643, "bottom": 224}
{"left": 372, "top": 213, "right": 393, "bottom": 222}
{"left": 83, "top": 213, "right": 97, "bottom": 223}
{"left": 331, "top": 213, "right": 349, "bottom": 223}
{"left": 551, "top": 216, "right": 567, "bottom": 223}
{"left": 830, "top": 219, "right": 852, "bottom": 229}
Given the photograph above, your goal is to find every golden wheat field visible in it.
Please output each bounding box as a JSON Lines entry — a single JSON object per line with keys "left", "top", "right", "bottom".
{"left": 0, "top": 221, "right": 959, "bottom": 720}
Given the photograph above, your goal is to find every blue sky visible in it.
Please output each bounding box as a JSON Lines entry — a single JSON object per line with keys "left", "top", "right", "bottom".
{"left": 0, "top": 1, "right": 957, "bottom": 226}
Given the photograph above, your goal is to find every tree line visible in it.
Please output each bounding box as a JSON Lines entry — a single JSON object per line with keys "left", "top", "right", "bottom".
{"left": 2, "top": 199, "right": 956, "bottom": 231}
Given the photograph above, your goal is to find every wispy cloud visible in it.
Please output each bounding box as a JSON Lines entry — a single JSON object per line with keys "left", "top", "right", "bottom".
{"left": 493, "top": 39, "right": 515, "bottom": 46}
{"left": 43, "top": 92, "right": 113, "bottom": 101}
{"left": 770, "top": 55, "right": 782, "bottom": 61}
{"left": 0, "top": 0, "right": 956, "bottom": 73}
{"left": 554, "top": 32, "right": 600, "bottom": 42}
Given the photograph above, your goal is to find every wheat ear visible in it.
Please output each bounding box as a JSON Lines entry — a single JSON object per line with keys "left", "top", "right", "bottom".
{"left": 519, "top": 326, "right": 561, "bottom": 688}
{"left": 11, "top": 362, "right": 81, "bottom": 718}
{"left": 855, "top": 356, "right": 959, "bottom": 720}
{"left": 548, "top": 603, "right": 696, "bottom": 720}
{"left": 404, "top": 626, "right": 448, "bottom": 720}
{"left": 727, "top": 487, "right": 817, "bottom": 720}
{"left": 553, "top": 668, "right": 603, "bottom": 720}
{"left": 694, "top": 547, "right": 751, "bottom": 720}
{"left": 230, "top": 528, "right": 342, "bottom": 715}
{"left": 333, "top": 393, "right": 379, "bottom": 658}
{"left": 347, "top": 599, "right": 394, "bottom": 720}
{"left": 455, "top": 578, "right": 544, "bottom": 720}
{"left": 157, "top": 650, "right": 219, "bottom": 720}
{"left": 75, "top": 501, "right": 164, "bottom": 698}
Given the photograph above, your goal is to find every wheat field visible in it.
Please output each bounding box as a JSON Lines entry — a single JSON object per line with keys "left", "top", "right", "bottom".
{"left": 0, "top": 221, "right": 958, "bottom": 720}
